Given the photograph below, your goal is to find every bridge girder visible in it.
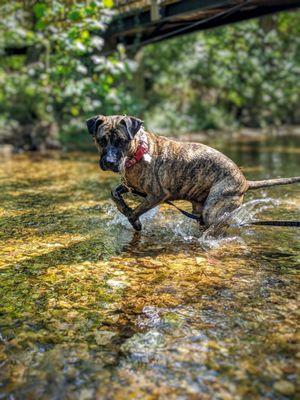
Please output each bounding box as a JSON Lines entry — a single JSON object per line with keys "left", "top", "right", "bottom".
{"left": 104, "top": 0, "right": 300, "bottom": 53}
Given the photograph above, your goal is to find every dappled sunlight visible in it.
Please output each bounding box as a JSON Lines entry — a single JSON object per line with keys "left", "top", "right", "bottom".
{"left": 0, "top": 140, "right": 299, "bottom": 399}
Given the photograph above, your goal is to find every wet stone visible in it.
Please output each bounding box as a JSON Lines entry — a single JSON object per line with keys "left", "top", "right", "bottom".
{"left": 106, "top": 278, "right": 128, "bottom": 289}
{"left": 273, "top": 380, "right": 296, "bottom": 396}
{"left": 121, "top": 330, "right": 166, "bottom": 362}
{"left": 94, "top": 330, "right": 117, "bottom": 346}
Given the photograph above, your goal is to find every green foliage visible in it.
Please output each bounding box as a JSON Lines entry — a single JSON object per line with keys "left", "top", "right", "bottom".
{"left": 142, "top": 12, "right": 300, "bottom": 131}
{"left": 0, "top": 4, "right": 299, "bottom": 147}
{"left": 0, "top": 0, "right": 139, "bottom": 148}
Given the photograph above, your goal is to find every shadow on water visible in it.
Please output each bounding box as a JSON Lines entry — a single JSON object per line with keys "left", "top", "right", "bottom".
{"left": 0, "top": 138, "right": 299, "bottom": 399}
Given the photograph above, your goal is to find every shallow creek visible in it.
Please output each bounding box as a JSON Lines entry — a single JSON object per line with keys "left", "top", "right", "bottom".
{"left": 0, "top": 135, "right": 299, "bottom": 399}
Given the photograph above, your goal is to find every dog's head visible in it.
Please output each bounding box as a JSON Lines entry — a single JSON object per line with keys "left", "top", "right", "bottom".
{"left": 86, "top": 115, "right": 143, "bottom": 172}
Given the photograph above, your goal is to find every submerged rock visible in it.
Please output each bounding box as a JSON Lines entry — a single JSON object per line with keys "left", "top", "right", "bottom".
{"left": 121, "top": 330, "right": 165, "bottom": 362}
{"left": 94, "top": 330, "right": 117, "bottom": 346}
{"left": 106, "top": 279, "right": 128, "bottom": 289}
{"left": 273, "top": 380, "right": 295, "bottom": 396}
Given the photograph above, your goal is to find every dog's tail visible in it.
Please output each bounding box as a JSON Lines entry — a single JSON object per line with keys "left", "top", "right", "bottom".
{"left": 247, "top": 176, "right": 300, "bottom": 190}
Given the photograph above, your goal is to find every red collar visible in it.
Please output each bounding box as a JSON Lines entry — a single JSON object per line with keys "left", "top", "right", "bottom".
{"left": 125, "top": 141, "right": 149, "bottom": 169}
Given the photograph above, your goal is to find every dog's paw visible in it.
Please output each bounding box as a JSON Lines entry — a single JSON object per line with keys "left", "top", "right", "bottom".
{"left": 128, "top": 217, "right": 142, "bottom": 231}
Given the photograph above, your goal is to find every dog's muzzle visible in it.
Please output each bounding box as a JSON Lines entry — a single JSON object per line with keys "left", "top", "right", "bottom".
{"left": 100, "top": 147, "right": 120, "bottom": 172}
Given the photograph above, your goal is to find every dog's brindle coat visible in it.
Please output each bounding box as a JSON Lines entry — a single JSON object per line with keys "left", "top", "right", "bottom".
{"left": 87, "top": 115, "right": 300, "bottom": 232}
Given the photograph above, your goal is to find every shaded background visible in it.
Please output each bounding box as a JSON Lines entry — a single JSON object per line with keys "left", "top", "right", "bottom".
{"left": 0, "top": 1, "right": 300, "bottom": 151}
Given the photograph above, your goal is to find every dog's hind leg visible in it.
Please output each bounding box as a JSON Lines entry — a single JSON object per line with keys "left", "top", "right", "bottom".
{"left": 202, "top": 185, "right": 245, "bottom": 236}
{"left": 192, "top": 201, "right": 205, "bottom": 226}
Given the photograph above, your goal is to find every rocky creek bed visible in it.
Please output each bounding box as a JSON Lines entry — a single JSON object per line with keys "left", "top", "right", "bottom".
{"left": 0, "top": 135, "right": 299, "bottom": 399}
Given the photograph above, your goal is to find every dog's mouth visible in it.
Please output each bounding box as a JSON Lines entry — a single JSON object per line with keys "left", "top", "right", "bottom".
{"left": 99, "top": 158, "right": 121, "bottom": 173}
{"left": 110, "top": 164, "right": 121, "bottom": 173}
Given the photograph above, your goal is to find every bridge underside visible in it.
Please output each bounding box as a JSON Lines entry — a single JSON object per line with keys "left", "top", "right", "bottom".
{"left": 104, "top": 0, "right": 300, "bottom": 53}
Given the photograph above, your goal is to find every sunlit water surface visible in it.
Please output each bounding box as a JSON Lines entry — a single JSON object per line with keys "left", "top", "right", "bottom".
{"left": 0, "top": 135, "right": 299, "bottom": 399}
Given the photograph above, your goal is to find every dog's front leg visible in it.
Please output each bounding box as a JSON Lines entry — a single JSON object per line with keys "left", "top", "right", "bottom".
{"left": 128, "top": 193, "right": 168, "bottom": 231}
{"left": 111, "top": 184, "right": 133, "bottom": 217}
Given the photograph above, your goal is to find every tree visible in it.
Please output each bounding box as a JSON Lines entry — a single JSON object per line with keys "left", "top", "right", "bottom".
{"left": 0, "top": 0, "right": 137, "bottom": 149}
{"left": 141, "top": 12, "right": 300, "bottom": 131}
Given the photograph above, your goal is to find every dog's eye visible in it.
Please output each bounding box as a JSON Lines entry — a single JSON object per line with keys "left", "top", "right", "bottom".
{"left": 99, "top": 136, "right": 107, "bottom": 147}
{"left": 114, "top": 138, "right": 125, "bottom": 147}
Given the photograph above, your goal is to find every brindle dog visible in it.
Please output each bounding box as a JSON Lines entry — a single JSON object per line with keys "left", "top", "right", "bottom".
{"left": 87, "top": 115, "right": 300, "bottom": 233}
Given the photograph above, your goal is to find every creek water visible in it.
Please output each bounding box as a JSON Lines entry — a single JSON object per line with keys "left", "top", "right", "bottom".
{"left": 0, "top": 134, "right": 299, "bottom": 399}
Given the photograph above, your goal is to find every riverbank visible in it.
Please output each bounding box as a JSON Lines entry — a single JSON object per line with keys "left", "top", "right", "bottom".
{"left": 1, "top": 125, "right": 300, "bottom": 156}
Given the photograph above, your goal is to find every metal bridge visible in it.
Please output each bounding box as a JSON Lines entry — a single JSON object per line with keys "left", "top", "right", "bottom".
{"left": 104, "top": 0, "right": 300, "bottom": 53}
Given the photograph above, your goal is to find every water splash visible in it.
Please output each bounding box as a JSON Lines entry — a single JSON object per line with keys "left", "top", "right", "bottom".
{"left": 199, "top": 197, "right": 281, "bottom": 248}
{"left": 104, "top": 203, "right": 159, "bottom": 229}
{"left": 104, "top": 197, "right": 280, "bottom": 249}
{"left": 230, "top": 197, "right": 281, "bottom": 226}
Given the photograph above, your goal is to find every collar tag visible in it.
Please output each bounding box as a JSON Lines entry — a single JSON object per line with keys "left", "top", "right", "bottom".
{"left": 143, "top": 152, "right": 152, "bottom": 163}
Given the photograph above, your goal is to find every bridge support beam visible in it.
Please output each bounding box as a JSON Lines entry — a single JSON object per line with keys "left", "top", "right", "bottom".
{"left": 151, "top": 0, "right": 161, "bottom": 22}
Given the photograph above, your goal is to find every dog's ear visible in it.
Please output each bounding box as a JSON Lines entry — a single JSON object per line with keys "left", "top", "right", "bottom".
{"left": 119, "top": 116, "right": 143, "bottom": 140}
{"left": 86, "top": 115, "right": 106, "bottom": 135}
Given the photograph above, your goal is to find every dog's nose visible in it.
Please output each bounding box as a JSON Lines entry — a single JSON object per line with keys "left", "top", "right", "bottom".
{"left": 99, "top": 157, "right": 116, "bottom": 171}
{"left": 104, "top": 150, "right": 118, "bottom": 168}
{"left": 101, "top": 157, "right": 119, "bottom": 172}
{"left": 104, "top": 158, "right": 116, "bottom": 167}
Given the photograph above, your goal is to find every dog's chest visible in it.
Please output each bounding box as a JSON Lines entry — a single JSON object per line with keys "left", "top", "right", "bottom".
{"left": 123, "top": 159, "right": 155, "bottom": 193}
